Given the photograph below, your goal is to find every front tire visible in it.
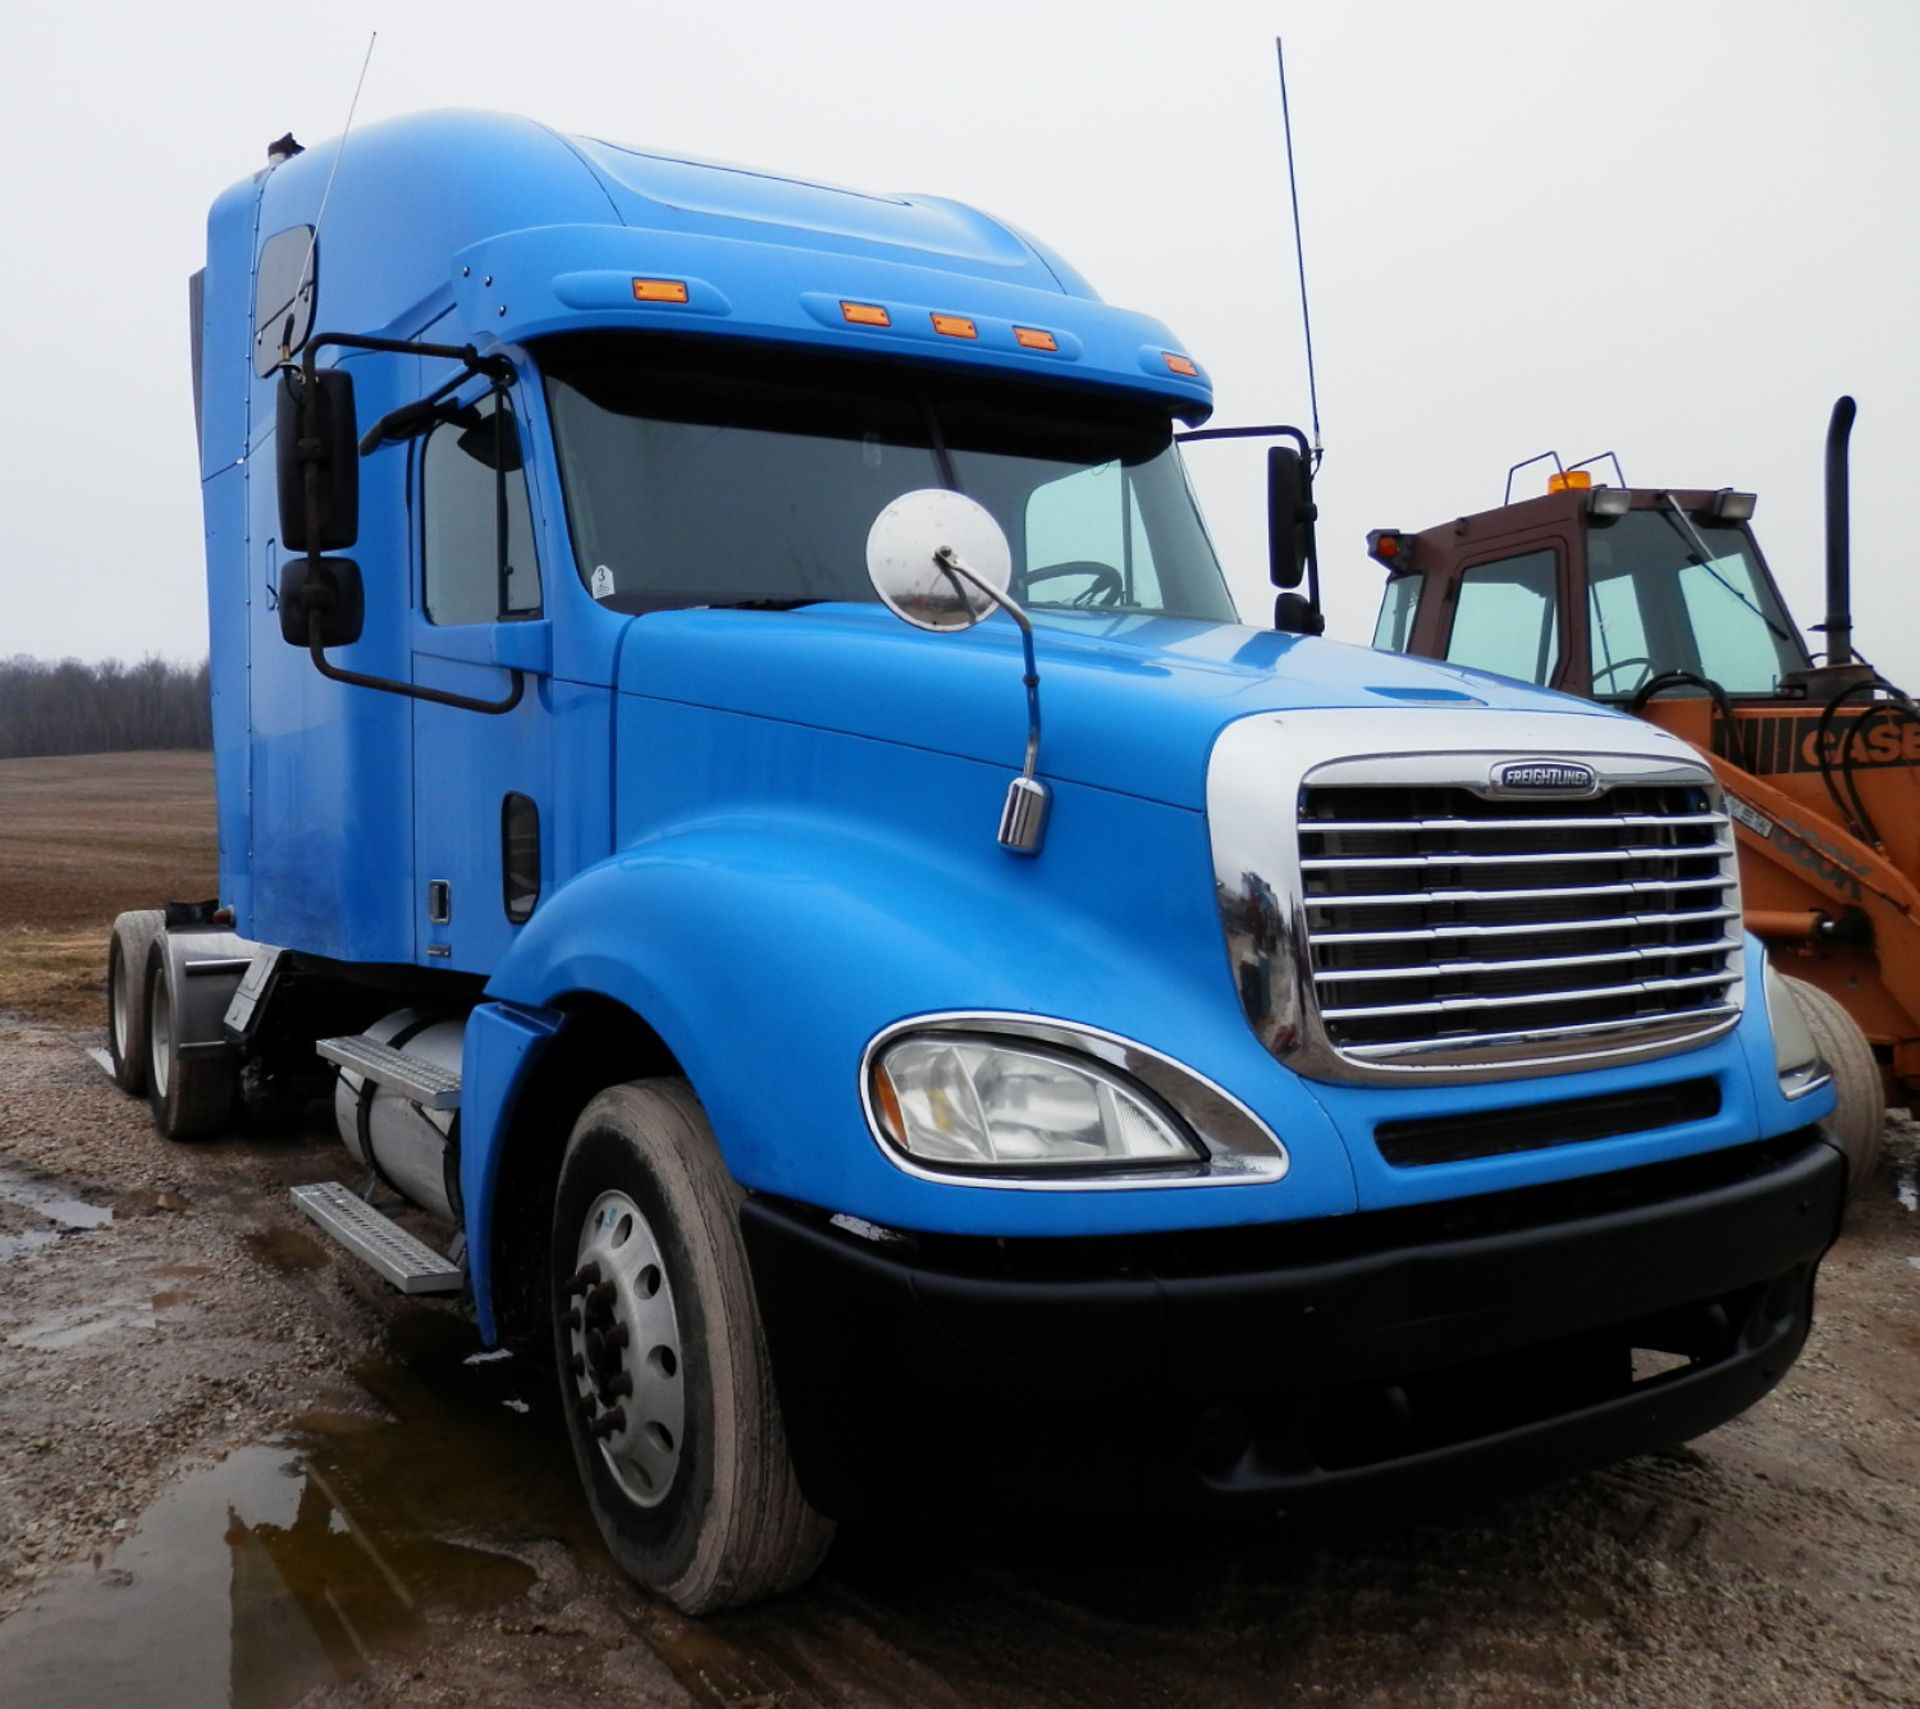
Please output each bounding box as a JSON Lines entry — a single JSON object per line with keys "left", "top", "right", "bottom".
{"left": 551, "top": 1079, "right": 832, "bottom": 1614}
{"left": 106, "top": 910, "right": 163, "bottom": 1093}
{"left": 144, "top": 941, "right": 238, "bottom": 1140}
{"left": 1784, "top": 975, "right": 1885, "bottom": 1199}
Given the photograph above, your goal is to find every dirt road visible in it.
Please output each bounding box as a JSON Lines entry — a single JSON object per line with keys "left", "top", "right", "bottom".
{"left": 0, "top": 1002, "right": 1916, "bottom": 1708}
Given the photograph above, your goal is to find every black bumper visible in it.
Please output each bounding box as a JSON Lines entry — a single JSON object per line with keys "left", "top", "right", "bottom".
{"left": 740, "top": 1132, "right": 1845, "bottom": 1526}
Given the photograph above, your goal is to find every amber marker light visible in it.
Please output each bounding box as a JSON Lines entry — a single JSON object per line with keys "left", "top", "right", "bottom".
{"left": 631, "top": 278, "right": 690, "bottom": 303}
{"left": 841, "top": 301, "right": 891, "bottom": 327}
{"left": 1163, "top": 352, "right": 1198, "bottom": 376}
{"left": 931, "top": 313, "right": 978, "bottom": 339}
{"left": 1547, "top": 470, "right": 1593, "bottom": 493}
{"left": 870, "top": 1064, "right": 906, "bottom": 1144}
{"left": 1366, "top": 528, "right": 1406, "bottom": 567}
{"left": 1014, "top": 326, "right": 1058, "bottom": 351}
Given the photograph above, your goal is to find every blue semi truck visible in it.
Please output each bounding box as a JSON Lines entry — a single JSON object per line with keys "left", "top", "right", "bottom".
{"left": 107, "top": 110, "right": 1846, "bottom": 1612}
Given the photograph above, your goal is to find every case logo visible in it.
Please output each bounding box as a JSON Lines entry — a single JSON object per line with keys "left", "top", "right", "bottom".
{"left": 1493, "top": 759, "right": 1598, "bottom": 794}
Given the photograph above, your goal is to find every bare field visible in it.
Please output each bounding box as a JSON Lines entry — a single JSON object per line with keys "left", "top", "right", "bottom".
{"left": 0, "top": 751, "right": 215, "bottom": 1023}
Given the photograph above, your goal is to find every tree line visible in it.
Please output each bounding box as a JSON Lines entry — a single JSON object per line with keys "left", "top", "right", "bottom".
{"left": 0, "top": 656, "right": 212, "bottom": 759}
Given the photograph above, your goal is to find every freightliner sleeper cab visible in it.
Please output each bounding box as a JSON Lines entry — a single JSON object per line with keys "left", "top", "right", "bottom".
{"left": 107, "top": 111, "right": 1846, "bottom": 1613}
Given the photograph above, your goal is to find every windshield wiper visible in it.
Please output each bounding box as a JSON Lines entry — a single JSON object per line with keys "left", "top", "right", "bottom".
{"left": 698, "top": 597, "right": 824, "bottom": 612}
{"left": 1657, "top": 494, "right": 1797, "bottom": 644}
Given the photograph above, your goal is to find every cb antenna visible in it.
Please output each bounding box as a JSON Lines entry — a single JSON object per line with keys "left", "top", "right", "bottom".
{"left": 284, "top": 30, "right": 379, "bottom": 362}
{"left": 1275, "top": 37, "right": 1323, "bottom": 469}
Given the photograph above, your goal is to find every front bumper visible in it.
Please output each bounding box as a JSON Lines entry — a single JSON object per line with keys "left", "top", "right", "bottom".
{"left": 740, "top": 1130, "right": 1844, "bottom": 1526}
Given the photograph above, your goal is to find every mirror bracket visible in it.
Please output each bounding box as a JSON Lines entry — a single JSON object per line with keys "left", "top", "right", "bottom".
{"left": 282, "top": 331, "right": 526, "bottom": 717}
{"left": 866, "top": 490, "right": 1050, "bottom": 855}
{"left": 1175, "top": 422, "right": 1323, "bottom": 634}
{"left": 932, "top": 546, "right": 1051, "bottom": 856}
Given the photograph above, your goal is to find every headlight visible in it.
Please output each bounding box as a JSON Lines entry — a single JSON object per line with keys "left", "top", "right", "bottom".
{"left": 869, "top": 1035, "right": 1200, "bottom": 1175}
{"left": 1763, "top": 962, "right": 1826, "bottom": 1097}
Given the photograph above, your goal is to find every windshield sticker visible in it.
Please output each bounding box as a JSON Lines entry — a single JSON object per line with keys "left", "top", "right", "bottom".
{"left": 591, "top": 564, "right": 615, "bottom": 599}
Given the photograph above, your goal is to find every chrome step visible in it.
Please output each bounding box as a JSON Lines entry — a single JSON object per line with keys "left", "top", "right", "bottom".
{"left": 315, "top": 1035, "right": 461, "bottom": 1110}
{"left": 290, "top": 1182, "right": 465, "bottom": 1294}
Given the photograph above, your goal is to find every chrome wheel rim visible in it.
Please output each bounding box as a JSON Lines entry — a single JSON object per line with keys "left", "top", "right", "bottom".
{"left": 149, "top": 976, "right": 172, "bottom": 1100}
{"left": 570, "top": 1189, "right": 685, "bottom": 1508}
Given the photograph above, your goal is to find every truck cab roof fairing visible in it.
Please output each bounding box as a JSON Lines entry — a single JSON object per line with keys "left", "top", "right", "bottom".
{"left": 245, "top": 109, "right": 1212, "bottom": 423}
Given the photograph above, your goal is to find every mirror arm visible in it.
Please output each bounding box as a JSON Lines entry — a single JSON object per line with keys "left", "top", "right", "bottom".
{"left": 289, "top": 331, "right": 523, "bottom": 716}
{"left": 932, "top": 547, "right": 1050, "bottom": 856}
{"left": 933, "top": 547, "right": 1041, "bottom": 779}
{"left": 306, "top": 608, "right": 526, "bottom": 715}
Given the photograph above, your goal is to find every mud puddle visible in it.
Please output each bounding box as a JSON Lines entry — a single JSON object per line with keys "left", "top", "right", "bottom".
{"left": 0, "top": 1306, "right": 589, "bottom": 1708}
{"left": 0, "top": 1161, "right": 111, "bottom": 1262}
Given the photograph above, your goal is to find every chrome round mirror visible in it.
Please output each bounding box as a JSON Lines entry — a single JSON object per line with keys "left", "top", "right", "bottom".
{"left": 865, "top": 489, "right": 1013, "bottom": 632}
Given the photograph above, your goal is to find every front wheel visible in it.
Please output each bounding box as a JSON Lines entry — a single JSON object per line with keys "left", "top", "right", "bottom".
{"left": 1783, "top": 975, "right": 1885, "bottom": 1200}
{"left": 551, "top": 1080, "right": 832, "bottom": 1613}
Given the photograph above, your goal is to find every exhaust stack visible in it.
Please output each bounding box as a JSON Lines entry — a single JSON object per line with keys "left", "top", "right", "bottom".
{"left": 1824, "top": 395, "right": 1857, "bottom": 666}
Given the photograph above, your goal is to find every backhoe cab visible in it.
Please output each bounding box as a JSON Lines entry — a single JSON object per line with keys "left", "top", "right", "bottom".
{"left": 1372, "top": 400, "right": 1919, "bottom": 1133}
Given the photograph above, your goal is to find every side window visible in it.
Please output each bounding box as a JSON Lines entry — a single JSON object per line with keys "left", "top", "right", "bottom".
{"left": 1023, "top": 462, "right": 1161, "bottom": 608}
{"left": 1372, "top": 573, "right": 1421, "bottom": 652}
{"left": 253, "top": 226, "right": 315, "bottom": 377}
{"left": 1588, "top": 563, "right": 1653, "bottom": 695}
{"left": 423, "top": 394, "right": 541, "bottom": 626}
{"left": 1445, "top": 550, "right": 1560, "bottom": 684}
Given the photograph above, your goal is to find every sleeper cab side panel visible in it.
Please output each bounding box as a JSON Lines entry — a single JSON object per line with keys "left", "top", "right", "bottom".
{"left": 243, "top": 348, "right": 415, "bottom": 961}
{"left": 201, "top": 175, "right": 264, "bottom": 926}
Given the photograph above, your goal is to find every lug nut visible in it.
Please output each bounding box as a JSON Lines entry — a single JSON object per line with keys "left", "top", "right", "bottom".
{"left": 601, "top": 1372, "right": 634, "bottom": 1399}
{"left": 589, "top": 1407, "right": 626, "bottom": 1439}
{"left": 565, "top": 1262, "right": 602, "bottom": 1294}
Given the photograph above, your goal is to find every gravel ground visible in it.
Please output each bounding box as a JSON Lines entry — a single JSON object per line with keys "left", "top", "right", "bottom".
{"left": 0, "top": 1007, "right": 1916, "bottom": 1709}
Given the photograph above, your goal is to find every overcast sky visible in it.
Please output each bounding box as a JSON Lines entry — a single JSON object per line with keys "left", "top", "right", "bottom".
{"left": 3, "top": 0, "right": 1915, "bottom": 685}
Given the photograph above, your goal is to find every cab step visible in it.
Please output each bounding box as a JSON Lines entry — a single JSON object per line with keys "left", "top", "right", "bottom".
{"left": 315, "top": 1034, "right": 461, "bottom": 1109}
{"left": 290, "top": 1181, "right": 465, "bottom": 1294}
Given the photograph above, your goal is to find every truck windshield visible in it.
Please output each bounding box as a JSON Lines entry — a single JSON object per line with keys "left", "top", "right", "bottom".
{"left": 1586, "top": 509, "right": 1808, "bottom": 696}
{"left": 538, "top": 335, "right": 1237, "bottom": 624}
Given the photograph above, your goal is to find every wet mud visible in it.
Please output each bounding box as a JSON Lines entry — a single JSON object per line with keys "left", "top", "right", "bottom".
{"left": 1, "top": 1010, "right": 1917, "bottom": 1708}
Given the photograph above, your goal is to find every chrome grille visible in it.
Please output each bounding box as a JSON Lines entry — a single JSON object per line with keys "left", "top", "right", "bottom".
{"left": 1298, "top": 780, "right": 1742, "bottom": 1065}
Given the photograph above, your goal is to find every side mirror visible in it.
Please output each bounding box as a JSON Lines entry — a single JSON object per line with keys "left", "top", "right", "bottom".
{"left": 865, "top": 489, "right": 1050, "bottom": 855}
{"left": 865, "top": 488, "right": 1013, "bottom": 631}
{"left": 1267, "top": 445, "right": 1317, "bottom": 591}
{"left": 1273, "top": 590, "right": 1325, "bottom": 636}
{"left": 277, "top": 367, "right": 359, "bottom": 551}
{"left": 278, "top": 556, "right": 363, "bottom": 648}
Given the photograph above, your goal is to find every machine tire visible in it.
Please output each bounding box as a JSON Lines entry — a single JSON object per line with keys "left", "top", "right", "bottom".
{"left": 105, "top": 910, "right": 164, "bottom": 1094}
{"left": 550, "top": 1079, "right": 833, "bottom": 1614}
{"left": 143, "top": 940, "right": 238, "bottom": 1140}
{"left": 1784, "top": 975, "right": 1885, "bottom": 1199}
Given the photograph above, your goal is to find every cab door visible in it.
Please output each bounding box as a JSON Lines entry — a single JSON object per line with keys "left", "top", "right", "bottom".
{"left": 411, "top": 390, "right": 552, "bottom": 972}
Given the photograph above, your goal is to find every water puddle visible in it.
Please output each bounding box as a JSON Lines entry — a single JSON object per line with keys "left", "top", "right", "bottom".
{"left": 0, "top": 1162, "right": 112, "bottom": 1262}
{"left": 0, "top": 1307, "right": 592, "bottom": 1708}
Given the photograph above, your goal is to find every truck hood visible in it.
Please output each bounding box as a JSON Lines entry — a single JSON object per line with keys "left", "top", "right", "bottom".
{"left": 615, "top": 605, "right": 1614, "bottom": 811}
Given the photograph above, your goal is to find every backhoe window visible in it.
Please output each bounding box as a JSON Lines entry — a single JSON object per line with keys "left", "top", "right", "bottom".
{"left": 1585, "top": 511, "right": 1807, "bottom": 696}
{"left": 1372, "top": 573, "right": 1419, "bottom": 653}
{"left": 1445, "top": 550, "right": 1560, "bottom": 684}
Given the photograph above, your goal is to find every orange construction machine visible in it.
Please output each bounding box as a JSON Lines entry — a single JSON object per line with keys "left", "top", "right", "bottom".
{"left": 1368, "top": 399, "right": 1902, "bottom": 1189}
